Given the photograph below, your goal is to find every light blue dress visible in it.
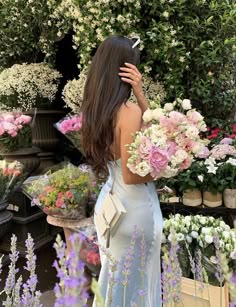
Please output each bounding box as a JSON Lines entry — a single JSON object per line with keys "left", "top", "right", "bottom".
{"left": 93, "top": 159, "right": 163, "bottom": 307}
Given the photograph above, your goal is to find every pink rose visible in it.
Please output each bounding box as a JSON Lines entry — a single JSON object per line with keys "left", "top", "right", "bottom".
{"left": 55, "top": 197, "right": 64, "bottom": 208}
{"left": 179, "top": 157, "right": 192, "bottom": 170}
{"left": 139, "top": 136, "right": 152, "bottom": 159}
{"left": 65, "top": 190, "right": 73, "bottom": 199}
{"left": 149, "top": 146, "right": 169, "bottom": 172}
{"left": 186, "top": 110, "right": 203, "bottom": 123}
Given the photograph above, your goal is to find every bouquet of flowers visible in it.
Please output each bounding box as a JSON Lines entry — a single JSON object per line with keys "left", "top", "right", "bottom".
{"left": 0, "top": 160, "right": 24, "bottom": 202}
{"left": 23, "top": 163, "right": 94, "bottom": 219}
{"left": 127, "top": 98, "right": 208, "bottom": 179}
{"left": 0, "top": 111, "right": 32, "bottom": 153}
{"left": 79, "top": 224, "right": 101, "bottom": 276}
{"left": 55, "top": 113, "right": 83, "bottom": 153}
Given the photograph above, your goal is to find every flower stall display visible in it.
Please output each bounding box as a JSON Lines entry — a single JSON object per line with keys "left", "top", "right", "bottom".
{"left": 79, "top": 224, "right": 101, "bottom": 276}
{"left": 162, "top": 214, "right": 236, "bottom": 286}
{"left": 127, "top": 98, "right": 208, "bottom": 179}
{"left": 22, "top": 163, "right": 94, "bottom": 220}
{"left": 0, "top": 160, "right": 24, "bottom": 203}
{"left": 0, "top": 112, "right": 32, "bottom": 153}
{"left": 0, "top": 63, "right": 61, "bottom": 111}
{"left": 55, "top": 113, "right": 83, "bottom": 153}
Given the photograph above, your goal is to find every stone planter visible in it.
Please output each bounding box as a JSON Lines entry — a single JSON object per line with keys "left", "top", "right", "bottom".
{"left": 164, "top": 277, "right": 229, "bottom": 307}
{"left": 0, "top": 210, "right": 13, "bottom": 240}
{"left": 25, "top": 109, "right": 65, "bottom": 152}
{"left": 2, "top": 147, "right": 40, "bottom": 175}
{"left": 203, "top": 191, "right": 223, "bottom": 207}
{"left": 182, "top": 189, "right": 202, "bottom": 206}
{"left": 223, "top": 189, "right": 236, "bottom": 209}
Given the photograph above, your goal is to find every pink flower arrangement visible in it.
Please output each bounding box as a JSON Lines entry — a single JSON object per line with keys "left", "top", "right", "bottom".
{"left": 0, "top": 112, "right": 32, "bottom": 152}
{"left": 127, "top": 99, "right": 208, "bottom": 179}
{"left": 55, "top": 113, "right": 83, "bottom": 154}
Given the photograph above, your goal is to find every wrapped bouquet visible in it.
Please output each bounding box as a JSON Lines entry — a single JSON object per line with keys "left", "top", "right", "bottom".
{"left": 23, "top": 163, "right": 94, "bottom": 219}
{"left": 79, "top": 224, "right": 101, "bottom": 276}
{"left": 55, "top": 113, "right": 83, "bottom": 153}
{"left": 0, "top": 160, "right": 24, "bottom": 203}
{"left": 127, "top": 98, "right": 208, "bottom": 179}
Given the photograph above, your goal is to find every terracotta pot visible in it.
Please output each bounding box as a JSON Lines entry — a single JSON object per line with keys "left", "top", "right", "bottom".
{"left": 203, "top": 191, "right": 222, "bottom": 207}
{"left": 182, "top": 189, "right": 202, "bottom": 206}
{"left": 223, "top": 188, "right": 236, "bottom": 209}
{"left": 25, "top": 109, "right": 65, "bottom": 152}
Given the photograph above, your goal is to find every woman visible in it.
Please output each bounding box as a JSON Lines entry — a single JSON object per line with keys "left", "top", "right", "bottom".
{"left": 81, "top": 35, "right": 163, "bottom": 307}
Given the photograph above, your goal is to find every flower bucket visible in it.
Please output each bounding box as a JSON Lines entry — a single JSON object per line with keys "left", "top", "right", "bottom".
{"left": 203, "top": 191, "right": 222, "bottom": 207}
{"left": 182, "top": 189, "right": 202, "bottom": 206}
{"left": 223, "top": 189, "right": 236, "bottom": 209}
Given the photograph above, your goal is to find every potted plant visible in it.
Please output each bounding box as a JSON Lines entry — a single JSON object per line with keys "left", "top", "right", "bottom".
{"left": 221, "top": 157, "right": 236, "bottom": 208}
{"left": 0, "top": 111, "right": 40, "bottom": 174}
{"left": 202, "top": 139, "right": 236, "bottom": 207}
{"left": 0, "top": 63, "right": 64, "bottom": 152}
{"left": 174, "top": 160, "right": 204, "bottom": 206}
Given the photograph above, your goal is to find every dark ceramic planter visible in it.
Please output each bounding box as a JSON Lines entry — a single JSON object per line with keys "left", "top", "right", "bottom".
{"left": 0, "top": 210, "right": 13, "bottom": 240}
{"left": 2, "top": 147, "right": 41, "bottom": 175}
{"left": 25, "top": 109, "right": 65, "bottom": 152}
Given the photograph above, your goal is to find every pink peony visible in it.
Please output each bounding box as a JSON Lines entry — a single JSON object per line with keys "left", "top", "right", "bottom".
{"left": 139, "top": 136, "right": 152, "bottom": 159}
{"left": 149, "top": 146, "right": 169, "bottom": 172}
{"left": 15, "top": 115, "right": 32, "bottom": 125}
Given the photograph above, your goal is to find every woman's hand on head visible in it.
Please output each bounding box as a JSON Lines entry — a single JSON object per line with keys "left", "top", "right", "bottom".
{"left": 119, "top": 63, "right": 144, "bottom": 99}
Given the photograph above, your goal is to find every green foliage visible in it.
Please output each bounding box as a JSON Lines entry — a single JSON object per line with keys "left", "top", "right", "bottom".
{"left": 221, "top": 162, "right": 236, "bottom": 189}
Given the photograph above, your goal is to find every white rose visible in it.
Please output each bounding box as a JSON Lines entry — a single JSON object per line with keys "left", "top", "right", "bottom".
{"left": 164, "top": 103, "right": 174, "bottom": 112}
{"left": 205, "top": 235, "right": 213, "bottom": 244}
{"left": 143, "top": 109, "right": 153, "bottom": 123}
{"left": 152, "top": 108, "right": 165, "bottom": 121}
{"left": 186, "top": 235, "right": 192, "bottom": 244}
{"left": 184, "top": 216, "right": 191, "bottom": 222}
{"left": 191, "top": 231, "right": 198, "bottom": 239}
{"left": 222, "top": 231, "right": 230, "bottom": 240}
{"left": 176, "top": 233, "right": 185, "bottom": 241}
{"left": 201, "top": 227, "right": 211, "bottom": 235}
{"left": 136, "top": 161, "right": 153, "bottom": 177}
{"left": 181, "top": 99, "right": 192, "bottom": 110}
{"left": 200, "top": 217, "right": 207, "bottom": 225}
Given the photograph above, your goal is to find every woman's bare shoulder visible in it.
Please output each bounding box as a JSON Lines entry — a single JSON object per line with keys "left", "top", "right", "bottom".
{"left": 119, "top": 101, "right": 142, "bottom": 117}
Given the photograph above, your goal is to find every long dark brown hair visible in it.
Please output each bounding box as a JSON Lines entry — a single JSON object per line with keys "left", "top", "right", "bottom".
{"left": 81, "top": 35, "right": 140, "bottom": 178}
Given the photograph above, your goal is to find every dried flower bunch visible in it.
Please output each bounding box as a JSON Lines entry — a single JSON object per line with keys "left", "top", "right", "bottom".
{"left": 0, "top": 63, "right": 61, "bottom": 111}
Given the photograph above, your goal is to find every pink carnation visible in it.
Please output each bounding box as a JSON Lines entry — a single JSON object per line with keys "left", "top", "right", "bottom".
{"left": 149, "top": 146, "right": 169, "bottom": 172}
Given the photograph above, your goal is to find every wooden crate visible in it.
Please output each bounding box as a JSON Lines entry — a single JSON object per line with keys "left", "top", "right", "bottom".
{"left": 164, "top": 277, "right": 229, "bottom": 307}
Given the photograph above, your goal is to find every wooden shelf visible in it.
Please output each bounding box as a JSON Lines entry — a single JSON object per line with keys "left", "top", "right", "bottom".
{"left": 160, "top": 202, "right": 236, "bottom": 227}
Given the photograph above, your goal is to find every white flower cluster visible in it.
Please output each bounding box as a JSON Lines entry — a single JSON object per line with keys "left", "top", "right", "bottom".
{"left": 62, "top": 68, "right": 88, "bottom": 112}
{"left": 163, "top": 214, "right": 236, "bottom": 258}
{"left": 129, "top": 75, "right": 166, "bottom": 108}
{"left": 0, "top": 63, "right": 61, "bottom": 111}
{"left": 40, "top": 0, "right": 141, "bottom": 68}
